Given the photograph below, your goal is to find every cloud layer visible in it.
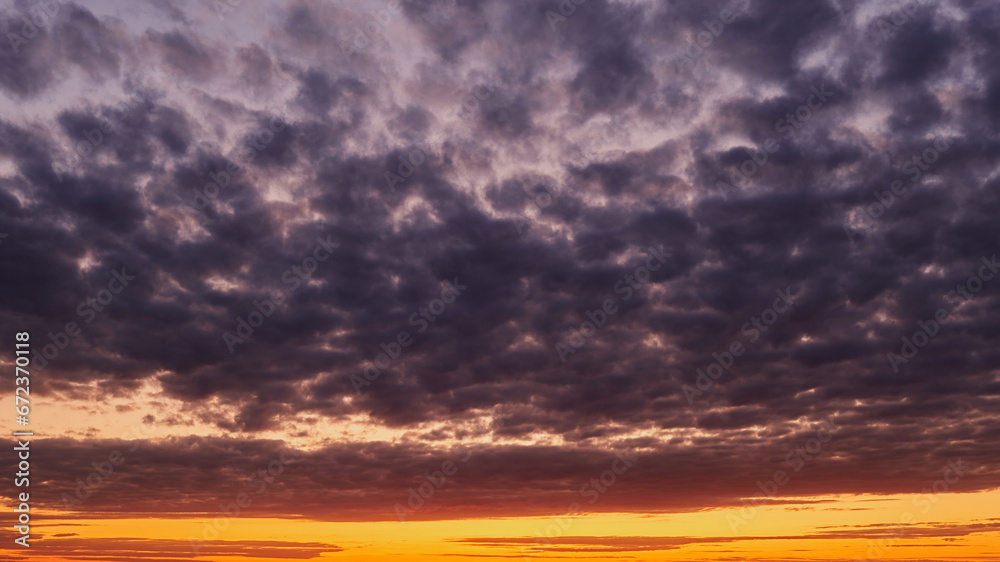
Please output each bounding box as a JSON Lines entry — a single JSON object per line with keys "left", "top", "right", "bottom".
{"left": 1, "top": 0, "right": 999, "bottom": 520}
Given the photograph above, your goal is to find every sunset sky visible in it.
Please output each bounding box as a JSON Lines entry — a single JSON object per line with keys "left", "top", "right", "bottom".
{"left": 1, "top": 0, "right": 999, "bottom": 560}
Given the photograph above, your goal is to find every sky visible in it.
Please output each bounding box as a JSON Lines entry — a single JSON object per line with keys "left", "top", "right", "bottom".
{"left": 0, "top": 0, "right": 999, "bottom": 560}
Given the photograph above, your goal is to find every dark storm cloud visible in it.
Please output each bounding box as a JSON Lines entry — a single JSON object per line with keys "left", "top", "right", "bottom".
{"left": 1, "top": 0, "right": 999, "bottom": 520}
{"left": 3, "top": 427, "right": 997, "bottom": 520}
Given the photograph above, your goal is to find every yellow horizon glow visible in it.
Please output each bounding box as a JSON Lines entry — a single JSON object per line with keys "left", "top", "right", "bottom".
{"left": 4, "top": 490, "right": 998, "bottom": 561}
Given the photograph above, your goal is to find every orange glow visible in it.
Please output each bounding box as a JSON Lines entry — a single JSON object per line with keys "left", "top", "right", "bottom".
{"left": 5, "top": 490, "right": 998, "bottom": 561}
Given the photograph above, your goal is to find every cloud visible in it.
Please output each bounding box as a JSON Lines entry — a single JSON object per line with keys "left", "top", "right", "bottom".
{"left": 1, "top": 0, "right": 999, "bottom": 522}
